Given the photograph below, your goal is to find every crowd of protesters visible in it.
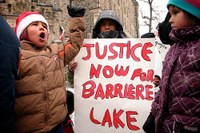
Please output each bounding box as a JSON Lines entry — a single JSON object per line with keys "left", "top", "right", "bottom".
{"left": 0, "top": 0, "right": 199, "bottom": 132}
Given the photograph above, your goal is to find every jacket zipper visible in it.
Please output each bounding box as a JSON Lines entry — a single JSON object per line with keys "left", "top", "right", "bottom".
{"left": 37, "top": 51, "right": 49, "bottom": 126}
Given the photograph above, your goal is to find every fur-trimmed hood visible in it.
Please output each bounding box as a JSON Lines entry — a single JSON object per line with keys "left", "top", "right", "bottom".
{"left": 92, "top": 10, "right": 127, "bottom": 38}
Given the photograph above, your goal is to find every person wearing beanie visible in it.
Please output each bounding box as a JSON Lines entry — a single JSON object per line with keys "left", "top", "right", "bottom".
{"left": 14, "top": 6, "right": 86, "bottom": 133}
{"left": 0, "top": 15, "right": 20, "bottom": 133}
{"left": 151, "top": 0, "right": 200, "bottom": 132}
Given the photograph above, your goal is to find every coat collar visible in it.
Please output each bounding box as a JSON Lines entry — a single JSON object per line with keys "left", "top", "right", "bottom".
{"left": 170, "top": 25, "right": 200, "bottom": 43}
{"left": 20, "top": 40, "right": 47, "bottom": 51}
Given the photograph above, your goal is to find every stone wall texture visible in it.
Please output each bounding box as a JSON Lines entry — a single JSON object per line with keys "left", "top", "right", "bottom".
{"left": 0, "top": 0, "right": 139, "bottom": 43}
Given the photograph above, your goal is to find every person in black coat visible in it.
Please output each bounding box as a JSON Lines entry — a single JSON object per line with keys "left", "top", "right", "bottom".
{"left": 142, "top": 12, "right": 171, "bottom": 133}
{"left": 0, "top": 16, "right": 20, "bottom": 133}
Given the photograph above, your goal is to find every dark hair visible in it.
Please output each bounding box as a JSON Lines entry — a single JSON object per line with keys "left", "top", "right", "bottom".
{"left": 154, "top": 75, "right": 161, "bottom": 80}
{"left": 66, "top": 90, "right": 74, "bottom": 114}
{"left": 141, "top": 32, "right": 155, "bottom": 38}
{"left": 170, "top": 5, "right": 200, "bottom": 24}
{"left": 183, "top": 11, "right": 200, "bottom": 25}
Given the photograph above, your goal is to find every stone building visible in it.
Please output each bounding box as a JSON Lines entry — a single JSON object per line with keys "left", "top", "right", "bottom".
{"left": 0, "top": 0, "right": 139, "bottom": 43}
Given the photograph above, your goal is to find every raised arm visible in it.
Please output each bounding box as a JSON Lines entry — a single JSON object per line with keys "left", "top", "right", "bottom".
{"left": 61, "top": 6, "right": 86, "bottom": 65}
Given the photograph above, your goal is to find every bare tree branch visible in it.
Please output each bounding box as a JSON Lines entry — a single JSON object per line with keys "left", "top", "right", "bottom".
{"left": 139, "top": 0, "right": 159, "bottom": 33}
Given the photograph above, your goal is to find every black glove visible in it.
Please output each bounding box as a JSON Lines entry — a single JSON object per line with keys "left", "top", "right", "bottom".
{"left": 97, "top": 30, "right": 119, "bottom": 38}
{"left": 158, "top": 12, "right": 172, "bottom": 45}
{"left": 67, "top": 5, "right": 86, "bottom": 17}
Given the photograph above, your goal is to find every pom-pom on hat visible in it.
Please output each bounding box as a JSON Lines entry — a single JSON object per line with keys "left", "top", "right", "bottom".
{"left": 14, "top": 12, "right": 49, "bottom": 39}
{"left": 167, "top": 0, "right": 200, "bottom": 19}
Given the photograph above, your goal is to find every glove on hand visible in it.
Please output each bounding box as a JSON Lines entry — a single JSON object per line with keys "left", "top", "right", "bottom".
{"left": 97, "top": 30, "right": 119, "bottom": 38}
{"left": 158, "top": 12, "right": 172, "bottom": 45}
{"left": 67, "top": 5, "right": 86, "bottom": 17}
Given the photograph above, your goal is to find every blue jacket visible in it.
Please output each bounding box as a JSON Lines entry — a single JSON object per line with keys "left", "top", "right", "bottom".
{"left": 0, "top": 16, "right": 20, "bottom": 133}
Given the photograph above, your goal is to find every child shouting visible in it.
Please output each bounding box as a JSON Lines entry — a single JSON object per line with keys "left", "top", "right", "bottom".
{"left": 14, "top": 6, "right": 85, "bottom": 133}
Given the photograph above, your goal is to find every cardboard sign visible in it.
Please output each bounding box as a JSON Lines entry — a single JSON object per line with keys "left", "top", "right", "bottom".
{"left": 74, "top": 38, "right": 161, "bottom": 132}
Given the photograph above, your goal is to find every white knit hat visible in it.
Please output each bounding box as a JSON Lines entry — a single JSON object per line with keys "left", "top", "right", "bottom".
{"left": 14, "top": 12, "right": 49, "bottom": 39}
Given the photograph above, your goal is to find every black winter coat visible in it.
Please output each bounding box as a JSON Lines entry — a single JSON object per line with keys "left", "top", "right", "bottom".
{"left": 0, "top": 16, "right": 20, "bottom": 133}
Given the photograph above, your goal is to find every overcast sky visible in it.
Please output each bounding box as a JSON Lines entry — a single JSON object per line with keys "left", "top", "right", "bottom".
{"left": 137, "top": 0, "right": 168, "bottom": 36}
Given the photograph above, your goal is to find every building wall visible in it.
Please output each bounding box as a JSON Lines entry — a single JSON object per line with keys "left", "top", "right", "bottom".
{"left": 72, "top": 0, "right": 139, "bottom": 38}
{"left": 0, "top": 0, "right": 139, "bottom": 43}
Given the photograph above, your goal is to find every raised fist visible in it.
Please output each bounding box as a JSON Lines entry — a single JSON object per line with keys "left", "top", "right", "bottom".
{"left": 67, "top": 5, "right": 86, "bottom": 17}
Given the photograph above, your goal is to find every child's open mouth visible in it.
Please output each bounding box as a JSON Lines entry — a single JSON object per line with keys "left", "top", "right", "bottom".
{"left": 39, "top": 32, "right": 45, "bottom": 39}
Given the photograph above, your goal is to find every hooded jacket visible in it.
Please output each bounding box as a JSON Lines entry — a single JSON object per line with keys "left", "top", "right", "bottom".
{"left": 0, "top": 16, "right": 20, "bottom": 133}
{"left": 92, "top": 10, "right": 127, "bottom": 38}
{"left": 67, "top": 10, "right": 127, "bottom": 88}
{"left": 15, "top": 17, "right": 85, "bottom": 133}
{"left": 153, "top": 25, "right": 200, "bottom": 133}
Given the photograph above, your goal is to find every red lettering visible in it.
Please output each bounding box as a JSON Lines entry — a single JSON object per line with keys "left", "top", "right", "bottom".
{"left": 131, "top": 68, "right": 142, "bottom": 81}
{"left": 135, "top": 84, "right": 145, "bottom": 100}
{"left": 90, "top": 64, "right": 102, "bottom": 79}
{"left": 113, "top": 109, "right": 125, "bottom": 128}
{"left": 142, "top": 42, "right": 153, "bottom": 61}
{"left": 102, "top": 109, "right": 112, "bottom": 127}
{"left": 115, "top": 65, "right": 129, "bottom": 77}
{"left": 94, "top": 83, "right": 105, "bottom": 100}
{"left": 140, "top": 71, "right": 147, "bottom": 81}
{"left": 108, "top": 43, "right": 120, "bottom": 60}
{"left": 103, "top": 66, "right": 114, "bottom": 78}
{"left": 82, "top": 44, "right": 94, "bottom": 60}
{"left": 114, "top": 84, "right": 123, "bottom": 98}
{"left": 126, "top": 41, "right": 131, "bottom": 58}
{"left": 82, "top": 41, "right": 153, "bottom": 61}
{"left": 115, "top": 43, "right": 127, "bottom": 58}
{"left": 90, "top": 107, "right": 101, "bottom": 124}
{"left": 82, "top": 81, "right": 153, "bottom": 100}
{"left": 105, "top": 84, "right": 114, "bottom": 99}
{"left": 82, "top": 80, "right": 96, "bottom": 98}
{"left": 90, "top": 64, "right": 129, "bottom": 79}
{"left": 146, "top": 69, "right": 154, "bottom": 82}
{"left": 145, "top": 85, "right": 153, "bottom": 100}
{"left": 96, "top": 42, "right": 107, "bottom": 59}
{"left": 126, "top": 111, "right": 140, "bottom": 130}
{"left": 89, "top": 108, "right": 139, "bottom": 131}
{"left": 131, "top": 68, "right": 154, "bottom": 82}
{"left": 126, "top": 84, "right": 135, "bottom": 99}
{"left": 130, "top": 43, "right": 142, "bottom": 61}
